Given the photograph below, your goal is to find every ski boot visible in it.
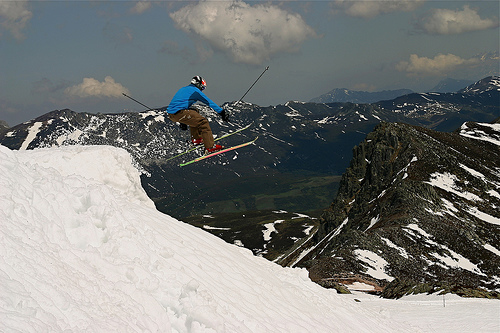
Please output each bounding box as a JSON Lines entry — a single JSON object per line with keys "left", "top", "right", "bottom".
{"left": 191, "top": 138, "right": 203, "bottom": 146}
{"left": 205, "top": 144, "right": 224, "bottom": 154}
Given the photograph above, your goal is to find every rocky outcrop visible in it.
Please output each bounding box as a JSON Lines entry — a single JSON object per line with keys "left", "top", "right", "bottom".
{"left": 294, "top": 121, "right": 500, "bottom": 298}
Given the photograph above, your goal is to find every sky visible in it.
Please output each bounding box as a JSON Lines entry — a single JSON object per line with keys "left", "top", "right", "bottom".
{"left": 1, "top": 0, "right": 499, "bottom": 126}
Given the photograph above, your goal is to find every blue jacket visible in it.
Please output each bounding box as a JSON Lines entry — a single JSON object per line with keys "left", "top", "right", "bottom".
{"left": 167, "top": 84, "right": 223, "bottom": 114}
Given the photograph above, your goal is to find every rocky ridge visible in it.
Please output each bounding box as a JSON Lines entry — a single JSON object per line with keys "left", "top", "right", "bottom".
{"left": 282, "top": 120, "right": 500, "bottom": 298}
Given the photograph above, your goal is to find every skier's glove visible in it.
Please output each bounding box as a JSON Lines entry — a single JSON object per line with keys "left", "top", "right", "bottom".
{"left": 220, "top": 110, "right": 230, "bottom": 122}
{"left": 179, "top": 123, "right": 188, "bottom": 131}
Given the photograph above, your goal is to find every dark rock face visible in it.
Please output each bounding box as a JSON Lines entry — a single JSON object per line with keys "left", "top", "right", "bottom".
{"left": 293, "top": 121, "right": 500, "bottom": 298}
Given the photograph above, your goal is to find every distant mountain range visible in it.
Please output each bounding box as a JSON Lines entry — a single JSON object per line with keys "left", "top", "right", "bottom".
{"left": 309, "top": 78, "right": 479, "bottom": 104}
{"left": 310, "top": 88, "right": 414, "bottom": 104}
{"left": 430, "top": 78, "right": 475, "bottom": 93}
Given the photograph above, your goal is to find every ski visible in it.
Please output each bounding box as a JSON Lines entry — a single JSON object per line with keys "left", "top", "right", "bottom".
{"left": 165, "top": 122, "right": 253, "bottom": 162}
{"left": 179, "top": 137, "right": 258, "bottom": 167}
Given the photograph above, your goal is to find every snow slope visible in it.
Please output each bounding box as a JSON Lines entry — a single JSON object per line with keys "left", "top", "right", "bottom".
{"left": 1, "top": 145, "right": 498, "bottom": 332}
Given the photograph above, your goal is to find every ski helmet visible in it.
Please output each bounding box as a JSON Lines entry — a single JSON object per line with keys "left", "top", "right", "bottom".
{"left": 191, "top": 76, "right": 207, "bottom": 91}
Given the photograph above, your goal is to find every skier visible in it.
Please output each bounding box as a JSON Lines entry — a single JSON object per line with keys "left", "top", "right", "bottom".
{"left": 167, "top": 76, "right": 230, "bottom": 153}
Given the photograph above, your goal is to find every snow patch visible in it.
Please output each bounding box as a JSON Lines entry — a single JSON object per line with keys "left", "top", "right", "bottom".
{"left": 20, "top": 121, "right": 43, "bottom": 150}
{"left": 405, "top": 223, "right": 485, "bottom": 275}
{"left": 233, "top": 240, "right": 244, "bottom": 247}
{"left": 353, "top": 249, "right": 394, "bottom": 281}
{"left": 467, "top": 207, "right": 500, "bottom": 226}
{"left": 348, "top": 282, "right": 375, "bottom": 291}
{"left": 303, "top": 225, "right": 314, "bottom": 235}
{"left": 56, "top": 128, "right": 84, "bottom": 145}
{"left": 365, "top": 215, "right": 380, "bottom": 232}
{"left": 381, "top": 237, "right": 409, "bottom": 259}
{"left": 425, "top": 172, "right": 482, "bottom": 202}
{"left": 404, "top": 223, "right": 437, "bottom": 244}
{"left": 290, "top": 218, "right": 349, "bottom": 267}
{"left": 487, "top": 189, "right": 500, "bottom": 199}
{"left": 439, "top": 198, "right": 459, "bottom": 218}
{"left": 263, "top": 220, "right": 284, "bottom": 241}
{"left": 431, "top": 249, "right": 485, "bottom": 276}
{"left": 460, "top": 163, "right": 486, "bottom": 181}
{"left": 292, "top": 213, "right": 312, "bottom": 219}
{"left": 459, "top": 122, "right": 500, "bottom": 146}
{"left": 483, "top": 244, "right": 500, "bottom": 257}
{"left": 203, "top": 225, "right": 231, "bottom": 231}
{"left": 140, "top": 110, "right": 165, "bottom": 122}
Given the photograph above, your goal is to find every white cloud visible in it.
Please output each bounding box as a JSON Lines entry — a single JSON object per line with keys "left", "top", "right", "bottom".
{"left": 396, "top": 53, "right": 481, "bottom": 76}
{"left": 169, "top": 1, "right": 318, "bottom": 65}
{"left": 416, "top": 5, "right": 499, "bottom": 35}
{"left": 332, "top": 0, "right": 425, "bottom": 18}
{"left": 0, "top": 0, "right": 33, "bottom": 39}
{"left": 65, "top": 76, "right": 130, "bottom": 98}
{"left": 130, "top": 1, "right": 152, "bottom": 15}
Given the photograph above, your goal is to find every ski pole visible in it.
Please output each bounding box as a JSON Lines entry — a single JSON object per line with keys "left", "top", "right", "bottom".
{"left": 122, "top": 93, "right": 154, "bottom": 111}
{"left": 238, "top": 66, "right": 269, "bottom": 103}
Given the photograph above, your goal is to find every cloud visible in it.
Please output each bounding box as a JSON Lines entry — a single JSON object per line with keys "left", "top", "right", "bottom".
{"left": 396, "top": 53, "right": 481, "bottom": 76}
{"left": 169, "top": 1, "right": 318, "bottom": 65}
{"left": 416, "top": 5, "right": 499, "bottom": 35}
{"left": 332, "top": 0, "right": 425, "bottom": 18}
{"left": 130, "top": 1, "right": 152, "bottom": 15}
{"left": 65, "top": 76, "right": 130, "bottom": 98}
{"left": 0, "top": 0, "right": 33, "bottom": 39}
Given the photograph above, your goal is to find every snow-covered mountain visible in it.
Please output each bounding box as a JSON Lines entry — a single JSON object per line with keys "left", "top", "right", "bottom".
{"left": 375, "top": 76, "right": 499, "bottom": 131}
{"left": 460, "top": 76, "right": 500, "bottom": 94}
{"left": 1, "top": 77, "right": 498, "bottom": 219}
{"left": 282, "top": 120, "right": 500, "bottom": 298}
{"left": 1, "top": 144, "right": 499, "bottom": 332}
